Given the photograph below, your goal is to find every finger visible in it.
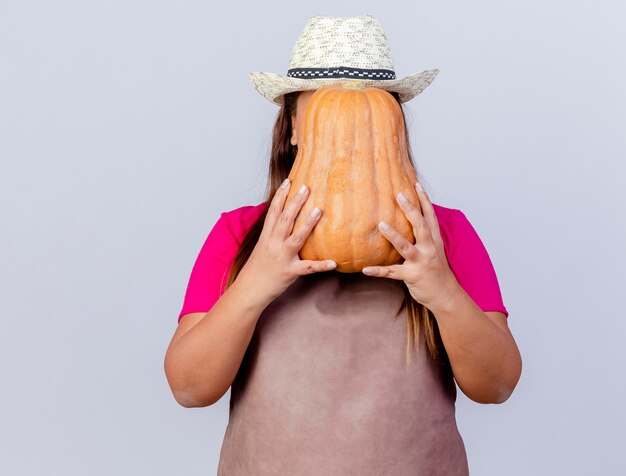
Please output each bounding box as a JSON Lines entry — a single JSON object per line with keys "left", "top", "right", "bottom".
{"left": 361, "top": 263, "right": 405, "bottom": 280}
{"left": 297, "top": 259, "right": 337, "bottom": 275}
{"left": 395, "top": 190, "right": 428, "bottom": 245}
{"left": 286, "top": 206, "right": 322, "bottom": 252}
{"left": 415, "top": 182, "right": 443, "bottom": 244}
{"left": 376, "top": 220, "right": 419, "bottom": 262}
{"left": 264, "top": 178, "right": 292, "bottom": 235}
{"left": 275, "top": 183, "right": 309, "bottom": 239}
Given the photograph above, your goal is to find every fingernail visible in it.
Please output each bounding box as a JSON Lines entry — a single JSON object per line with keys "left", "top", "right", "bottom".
{"left": 280, "top": 178, "right": 290, "bottom": 188}
{"left": 378, "top": 221, "right": 390, "bottom": 231}
{"left": 415, "top": 182, "right": 423, "bottom": 192}
{"left": 310, "top": 207, "right": 321, "bottom": 218}
{"left": 298, "top": 184, "right": 308, "bottom": 195}
{"left": 327, "top": 261, "right": 337, "bottom": 268}
{"left": 362, "top": 267, "right": 374, "bottom": 274}
{"left": 397, "top": 192, "right": 408, "bottom": 203}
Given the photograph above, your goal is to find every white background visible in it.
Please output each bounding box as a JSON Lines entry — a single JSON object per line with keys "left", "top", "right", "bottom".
{"left": 1, "top": 1, "right": 624, "bottom": 474}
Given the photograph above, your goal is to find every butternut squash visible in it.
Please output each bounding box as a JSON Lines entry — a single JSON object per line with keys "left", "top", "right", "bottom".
{"left": 286, "top": 82, "right": 422, "bottom": 273}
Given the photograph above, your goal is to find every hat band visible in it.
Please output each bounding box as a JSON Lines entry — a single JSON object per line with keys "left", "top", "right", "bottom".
{"left": 286, "top": 66, "right": 396, "bottom": 80}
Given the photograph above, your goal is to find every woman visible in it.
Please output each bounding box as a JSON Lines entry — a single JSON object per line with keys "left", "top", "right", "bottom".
{"left": 164, "top": 14, "right": 522, "bottom": 475}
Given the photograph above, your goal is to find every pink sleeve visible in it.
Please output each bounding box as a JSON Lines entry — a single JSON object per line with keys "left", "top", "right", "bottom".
{"left": 177, "top": 212, "right": 241, "bottom": 323}
{"left": 447, "top": 210, "right": 509, "bottom": 318}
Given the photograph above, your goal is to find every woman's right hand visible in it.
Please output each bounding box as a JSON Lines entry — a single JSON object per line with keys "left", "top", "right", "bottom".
{"left": 237, "top": 178, "right": 337, "bottom": 306}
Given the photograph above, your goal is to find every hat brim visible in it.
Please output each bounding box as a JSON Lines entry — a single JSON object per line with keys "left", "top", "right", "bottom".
{"left": 248, "top": 68, "right": 439, "bottom": 106}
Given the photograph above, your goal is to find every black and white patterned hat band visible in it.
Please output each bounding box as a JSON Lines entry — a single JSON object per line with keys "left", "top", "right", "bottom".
{"left": 287, "top": 67, "right": 396, "bottom": 80}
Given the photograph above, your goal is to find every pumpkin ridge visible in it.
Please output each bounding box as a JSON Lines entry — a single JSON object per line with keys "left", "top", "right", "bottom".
{"left": 306, "top": 90, "right": 336, "bottom": 262}
{"left": 317, "top": 93, "right": 338, "bottom": 263}
{"left": 382, "top": 90, "right": 402, "bottom": 263}
{"left": 366, "top": 90, "right": 380, "bottom": 265}
{"left": 325, "top": 96, "right": 340, "bottom": 263}
{"left": 352, "top": 90, "right": 373, "bottom": 265}
{"left": 330, "top": 92, "right": 349, "bottom": 264}
{"left": 348, "top": 91, "right": 358, "bottom": 266}
{"left": 303, "top": 96, "right": 323, "bottom": 261}
{"left": 371, "top": 90, "right": 395, "bottom": 264}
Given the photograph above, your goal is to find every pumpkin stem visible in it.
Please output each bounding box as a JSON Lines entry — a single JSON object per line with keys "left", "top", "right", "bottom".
{"left": 342, "top": 80, "right": 365, "bottom": 90}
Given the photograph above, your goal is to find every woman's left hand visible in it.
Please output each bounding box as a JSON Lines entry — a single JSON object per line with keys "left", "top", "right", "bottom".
{"left": 362, "top": 182, "right": 460, "bottom": 312}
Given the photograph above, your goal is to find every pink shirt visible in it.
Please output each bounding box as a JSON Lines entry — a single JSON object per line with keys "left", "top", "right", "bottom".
{"left": 178, "top": 201, "right": 508, "bottom": 323}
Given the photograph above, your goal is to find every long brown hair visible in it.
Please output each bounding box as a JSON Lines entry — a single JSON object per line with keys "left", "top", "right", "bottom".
{"left": 225, "top": 90, "right": 452, "bottom": 372}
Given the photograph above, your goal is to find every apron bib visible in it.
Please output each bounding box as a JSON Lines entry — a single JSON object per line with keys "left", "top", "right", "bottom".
{"left": 217, "top": 271, "right": 469, "bottom": 475}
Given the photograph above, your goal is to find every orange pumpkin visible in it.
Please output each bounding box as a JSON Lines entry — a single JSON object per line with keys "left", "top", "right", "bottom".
{"left": 285, "top": 82, "right": 422, "bottom": 273}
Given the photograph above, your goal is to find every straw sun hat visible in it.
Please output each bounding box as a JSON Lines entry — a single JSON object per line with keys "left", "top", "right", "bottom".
{"left": 248, "top": 14, "right": 439, "bottom": 106}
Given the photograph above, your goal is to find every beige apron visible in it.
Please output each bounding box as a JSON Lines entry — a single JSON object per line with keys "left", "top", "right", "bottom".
{"left": 217, "top": 271, "right": 470, "bottom": 475}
